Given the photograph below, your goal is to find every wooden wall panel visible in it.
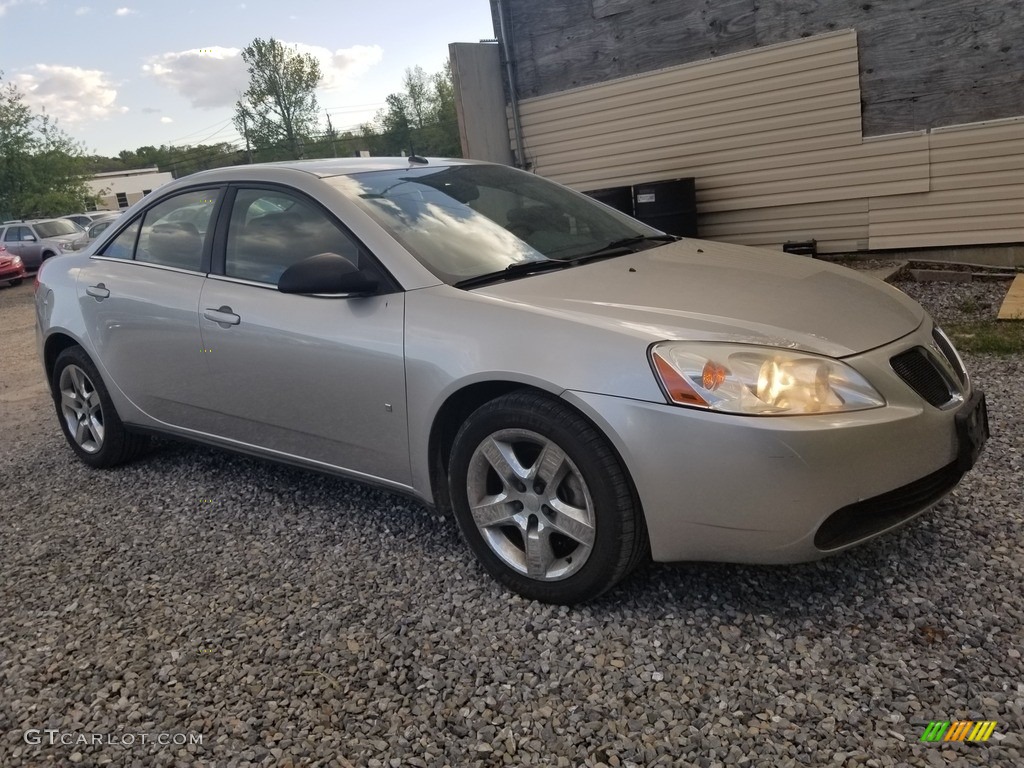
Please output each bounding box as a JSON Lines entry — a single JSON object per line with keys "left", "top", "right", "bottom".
{"left": 492, "top": 0, "right": 1024, "bottom": 136}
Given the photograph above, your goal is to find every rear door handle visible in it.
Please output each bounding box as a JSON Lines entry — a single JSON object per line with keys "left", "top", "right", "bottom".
{"left": 86, "top": 283, "right": 110, "bottom": 300}
{"left": 203, "top": 306, "right": 240, "bottom": 326}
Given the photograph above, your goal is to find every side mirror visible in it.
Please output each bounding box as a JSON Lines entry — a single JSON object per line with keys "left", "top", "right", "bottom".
{"left": 278, "top": 252, "right": 379, "bottom": 295}
{"left": 24, "top": 235, "right": 37, "bottom": 242}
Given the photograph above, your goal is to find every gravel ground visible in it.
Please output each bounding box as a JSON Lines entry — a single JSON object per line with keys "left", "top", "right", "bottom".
{"left": 1, "top": 273, "right": 1022, "bottom": 767}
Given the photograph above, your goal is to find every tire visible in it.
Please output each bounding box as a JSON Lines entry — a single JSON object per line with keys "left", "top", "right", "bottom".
{"left": 51, "top": 347, "right": 148, "bottom": 468}
{"left": 9, "top": 278, "right": 23, "bottom": 287}
{"left": 448, "top": 390, "right": 648, "bottom": 604}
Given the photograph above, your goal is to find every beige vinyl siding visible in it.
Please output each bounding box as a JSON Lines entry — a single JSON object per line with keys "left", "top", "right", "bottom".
{"left": 511, "top": 30, "right": 1024, "bottom": 253}
{"left": 868, "top": 118, "right": 1024, "bottom": 249}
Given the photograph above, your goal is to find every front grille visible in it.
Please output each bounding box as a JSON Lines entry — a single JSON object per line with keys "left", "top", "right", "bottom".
{"left": 890, "top": 348, "right": 954, "bottom": 407}
{"left": 814, "top": 461, "right": 963, "bottom": 550}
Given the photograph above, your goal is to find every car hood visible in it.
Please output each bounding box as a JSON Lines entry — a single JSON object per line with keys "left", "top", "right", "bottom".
{"left": 475, "top": 239, "right": 924, "bottom": 358}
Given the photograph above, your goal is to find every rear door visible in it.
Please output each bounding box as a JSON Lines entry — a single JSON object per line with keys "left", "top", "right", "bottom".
{"left": 79, "top": 188, "right": 222, "bottom": 428}
{"left": 198, "top": 184, "right": 410, "bottom": 485}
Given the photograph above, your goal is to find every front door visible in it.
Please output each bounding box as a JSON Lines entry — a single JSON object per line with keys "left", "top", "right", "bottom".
{"left": 197, "top": 186, "right": 410, "bottom": 486}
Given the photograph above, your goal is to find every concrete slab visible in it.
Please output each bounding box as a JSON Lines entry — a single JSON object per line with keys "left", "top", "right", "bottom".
{"left": 997, "top": 274, "right": 1024, "bottom": 321}
{"left": 909, "top": 269, "right": 973, "bottom": 283}
{"left": 864, "top": 262, "right": 907, "bottom": 283}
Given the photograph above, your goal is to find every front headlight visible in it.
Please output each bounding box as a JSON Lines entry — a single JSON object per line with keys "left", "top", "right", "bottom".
{"left": 650, "top": 342, "right": 885, "bottom": 415}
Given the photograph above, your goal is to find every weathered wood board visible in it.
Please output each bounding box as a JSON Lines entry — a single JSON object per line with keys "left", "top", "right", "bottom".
{"left": 998, "top": 274, "right": 1024, "bottom": 320}
{"left": 490, "top": 0, "right": 1024, "bottom": 136}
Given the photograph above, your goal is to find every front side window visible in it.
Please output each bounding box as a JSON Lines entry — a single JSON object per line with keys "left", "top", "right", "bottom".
{"left": 225, "top": 188, "right": 362, "bottom": 285}
{"left": 135, "top": 189, "right": 219, "bottom": 271}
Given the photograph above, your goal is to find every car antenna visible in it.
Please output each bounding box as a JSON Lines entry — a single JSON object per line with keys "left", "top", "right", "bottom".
{"left": 408, "top": 154, "right": 429, "bottom": 165}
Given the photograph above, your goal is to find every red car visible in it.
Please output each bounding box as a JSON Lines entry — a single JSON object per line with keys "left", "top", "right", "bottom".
{"left": 0, "top": 245, "right": 26, "bottom": 286}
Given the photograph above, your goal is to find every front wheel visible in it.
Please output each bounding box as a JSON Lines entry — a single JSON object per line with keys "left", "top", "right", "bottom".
{"left": 8, "top": 278, "right": 23, "bottom": 287}
{"left": 51, "top": 347, "right": 148, "bottom": 468}
{"left": 448, "top": 391, "right": 648, "bottom": 604}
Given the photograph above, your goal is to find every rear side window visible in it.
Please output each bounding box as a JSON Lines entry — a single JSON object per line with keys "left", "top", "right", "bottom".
{"left": 99, "top": 189, "right": 219, "bottom": 269}
{"left": 102, "top": 220, "right": 141, "bottom": 260}
{"left": 136, "top": 190, "right": 219, "bottom": 271}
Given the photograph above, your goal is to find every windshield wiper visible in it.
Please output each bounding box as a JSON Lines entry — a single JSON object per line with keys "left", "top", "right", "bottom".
{"left": 573, "top": 233, "right": 680, "bottom": 262}
{"left": 454, "top": 259, "right": 570, "bottom": 289}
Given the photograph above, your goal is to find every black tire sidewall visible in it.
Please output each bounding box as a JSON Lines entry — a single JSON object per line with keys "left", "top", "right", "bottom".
{"left": 51, "top": 347, "right": 133, "bottom": 468}
{"left": 449, "top": 393, "right": 636, "bottom": 604}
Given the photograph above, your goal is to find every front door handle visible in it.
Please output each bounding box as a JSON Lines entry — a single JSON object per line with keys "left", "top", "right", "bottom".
{"left": 203, "top": 306, "right": 240, "bottom": 326}
{"left": 86, "top": 283, "right": 110, "bottom": 300}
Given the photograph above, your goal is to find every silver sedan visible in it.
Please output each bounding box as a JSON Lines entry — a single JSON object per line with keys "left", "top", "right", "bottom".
{"left": 34, "top": 158, "right": 989, "bottom": 604}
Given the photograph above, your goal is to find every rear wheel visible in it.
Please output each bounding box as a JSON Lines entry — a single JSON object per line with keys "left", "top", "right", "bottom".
{"left": 448, "top": 391, "right": 647, "bottom": 604}
{"left": 52, "top": 347, "right": 148, "bottom": 468}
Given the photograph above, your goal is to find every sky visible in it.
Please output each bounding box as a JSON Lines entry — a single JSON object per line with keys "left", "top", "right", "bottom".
{"left": 0, "top": 0, "right": 497, "bottom": 157}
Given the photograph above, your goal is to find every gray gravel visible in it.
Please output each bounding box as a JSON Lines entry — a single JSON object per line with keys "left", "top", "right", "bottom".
{"left": 1, "top": 274, "right": 1023, "bottom": 767}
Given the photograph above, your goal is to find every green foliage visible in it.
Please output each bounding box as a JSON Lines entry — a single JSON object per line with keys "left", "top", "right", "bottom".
{"left": 84, "top": 143, "right": 243, "bottom": 178}
{"left": 233, "top": 37, "right": 323, "bottom": 161}
{"left": 946, "top": 320, "right": 1024, "bottom": 355}
{"left": 360, "top": 63, "right": 461, "bottom": 157}
{"left": 0, "top": 75, "right": 96, "bottom": 218}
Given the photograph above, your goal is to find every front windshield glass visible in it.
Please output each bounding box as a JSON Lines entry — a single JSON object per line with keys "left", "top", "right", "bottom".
{"left": 327, "top": 163, "right": 662, "bottom": 284}
{"left": 35, "top": 219, "right": 81, "bottom": 238}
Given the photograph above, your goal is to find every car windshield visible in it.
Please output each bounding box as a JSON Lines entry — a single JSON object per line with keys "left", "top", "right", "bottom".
{"left": 327, "top": 163, "right": 663, "bottom": 284}
{"left": 34, "top": 220, "right": 81, "bottom": 238}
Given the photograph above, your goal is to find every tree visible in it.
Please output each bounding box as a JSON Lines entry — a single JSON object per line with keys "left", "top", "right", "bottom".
{"left": 233, "top": 37, "right": 323, "bottom": 161}
{"left": 0, "top": 74, "right": 95, "bottom": 219}
{"left": 361, "top": 63, "right": 461, "bottom": 157}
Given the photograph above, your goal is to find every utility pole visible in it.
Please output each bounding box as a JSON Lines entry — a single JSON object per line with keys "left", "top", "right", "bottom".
{"left": 326, "top": 113, "right": 338, "bottom": 158}
{"left": 240, "top": 110, "right": 253, "bottom": 164}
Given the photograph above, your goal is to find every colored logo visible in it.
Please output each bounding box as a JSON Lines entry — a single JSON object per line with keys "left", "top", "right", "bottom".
{"left": 920, "top": 721, "right": 997, "bottom": 742}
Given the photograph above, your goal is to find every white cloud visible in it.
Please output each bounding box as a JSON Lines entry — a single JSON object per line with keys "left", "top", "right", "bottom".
{"left": 75, "top": 6, "right": 90, "bottom": 15}
{"left": 160, "top": 116, "right": 173, "bottom": 123}
{"left": 143, "top": 47, "right": 247, "bottom": 109}
{"left": 297, "top": 43, "right": 384, "bottom": 91}
{"left": 0, "top": 0, "right": 42, "bottom": 17}
{"left": 143, "top": 42, "right": 384, "bottom": 109}
{"left": 11, "top": 65, "right": 126, "bottom": 124}
{"left": 114, "top": 6, "right": 135, "bottom": 15}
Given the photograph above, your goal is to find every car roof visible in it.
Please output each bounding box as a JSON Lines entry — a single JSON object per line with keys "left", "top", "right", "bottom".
{"left": 167, "top": 156, "right": 484, "bottom": 186}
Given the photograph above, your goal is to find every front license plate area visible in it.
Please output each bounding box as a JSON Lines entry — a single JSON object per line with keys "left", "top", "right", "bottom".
{"left": 955, "top": 390, "right": 989, "bottom": 473}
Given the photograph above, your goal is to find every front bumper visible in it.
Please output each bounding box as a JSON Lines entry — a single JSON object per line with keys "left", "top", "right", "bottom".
{"left": 0, "top": 263, "right": 26, "bottom": 282}
{"left": 563, "top": 322, "right": 982, "bottom": 564}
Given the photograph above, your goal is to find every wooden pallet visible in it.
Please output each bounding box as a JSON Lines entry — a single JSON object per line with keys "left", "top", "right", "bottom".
{"left": 997, "top": 274, "right": 1024, "bottom": 320}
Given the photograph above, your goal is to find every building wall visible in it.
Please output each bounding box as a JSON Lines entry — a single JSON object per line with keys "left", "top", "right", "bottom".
{"left": 492, "top": 0, "right": 1024, "bottom": 137}
{"left": 86, "top": 169, "right": 174, "bottom": 210}
{"left": 509, "top": 30, "right": 1024, "bottom": 253}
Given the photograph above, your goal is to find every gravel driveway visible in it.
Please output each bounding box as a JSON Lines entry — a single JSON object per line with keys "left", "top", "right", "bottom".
{"left": 1, "top": 274, "right": 1022, "bottom": 767}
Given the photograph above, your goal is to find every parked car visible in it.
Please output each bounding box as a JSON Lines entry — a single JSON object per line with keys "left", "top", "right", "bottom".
{"left": 86, "top": 215, "right": 121, "bottom": 242}
{"left": 1, "top": 219, "right": 89, "bottom": 269}
{"left": 0, "top": 245, "right": 26, "bottom": 286}
{"left": 34, "top": 158, "right": 989, "bottom": 604}
{"left": 62, "top": 212, "right": 120, "bottom": 229}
